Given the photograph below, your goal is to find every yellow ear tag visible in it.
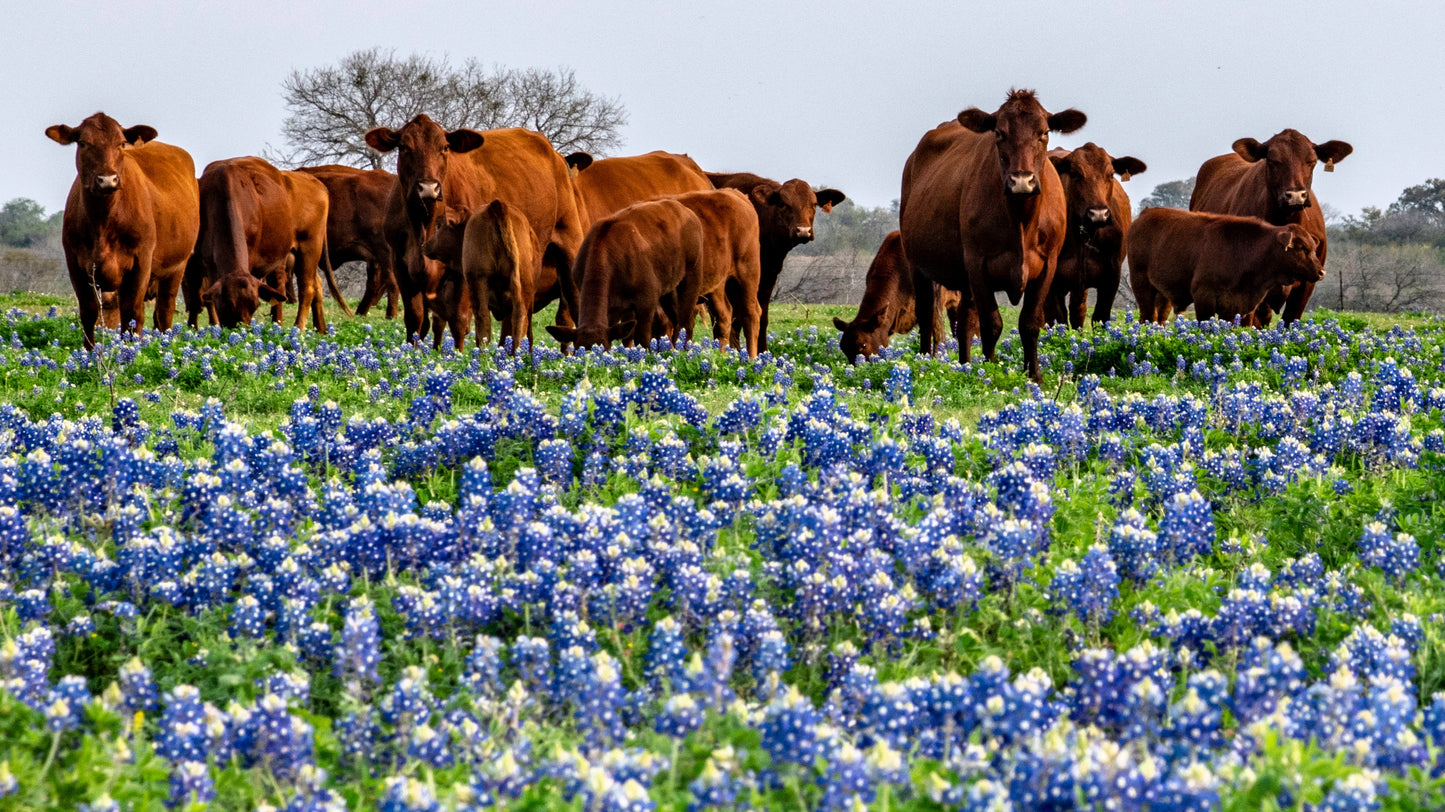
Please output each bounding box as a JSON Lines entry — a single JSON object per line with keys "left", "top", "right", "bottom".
{"left": 1120, "top": 171, "right": 1131, "bottom": 182}
{"left": 1324, "top": 159, "right": 1335, "bottom": 173}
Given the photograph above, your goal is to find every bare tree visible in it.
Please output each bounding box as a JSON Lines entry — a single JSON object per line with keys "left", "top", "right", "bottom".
{"left": 1327, "top": 242, "right": 1445, "bottom": 314}
{"left": 272, "top": 49, "right": 626, "bottom": 169}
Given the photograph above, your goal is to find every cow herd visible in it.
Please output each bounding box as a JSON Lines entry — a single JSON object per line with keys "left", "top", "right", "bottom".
{"left": 47, "top": 91, "right": 1350, "bottom": 381}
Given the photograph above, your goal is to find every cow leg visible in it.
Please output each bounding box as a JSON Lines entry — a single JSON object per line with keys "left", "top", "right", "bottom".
{"left": 152, "top": 263, "right": 186, "bottom": 332}
{"left": 119, "top": 254, "right": 152, "bottom": 337}
{"left": 710, "top": 289, "right": 735, "bottom": 349}
{"left": 914, "top": 268, "right": 937, "bottom": 355}
{"left": 450, "top": 280, "right": 471, "bottom": 349}
{"left": 510, "top": 268, "right": 535, "bottom": 349}
{"left": 738, "top": 284, "right": 762, "bottom": 360}
{"left": 1019, "top": 266, "right": 1051, "bottom": 385}
{"left": 68, "top": 256, "right": 103, "bottom": 350}
{"left": 969, "top": 258, "right": 1004, "bottom": 362}
{"left": 1092, "top": 268, "right": 1120, "bottom": 325}
{"left": 751, "top": 273, "right": 779, "bottom": 354}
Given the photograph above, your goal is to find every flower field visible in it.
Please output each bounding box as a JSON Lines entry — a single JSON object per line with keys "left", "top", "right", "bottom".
{"left": 2, "top": 295, "right": 1445, "bottom": 811}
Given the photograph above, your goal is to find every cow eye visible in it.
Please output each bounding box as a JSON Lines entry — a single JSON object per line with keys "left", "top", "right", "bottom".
{"left": 440, "top": 145, "right": 449, "bottom": 153}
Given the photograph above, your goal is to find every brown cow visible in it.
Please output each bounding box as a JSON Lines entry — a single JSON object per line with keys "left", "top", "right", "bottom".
{"left": 833, "top": 231, "right": 964, "bottom": 362}
{"left": 1128, "top": 208, "right": 1325, "bottom": 323}
{"left": 1045, "top": 144, "right": 1146, "bottom": 328}
{"left": 1190, "top": 129, "right": 1352, "bottom": 325}
{"left": 900, "top": 89, "right": 1086, "bottom": 382}
{"left": 704, "top": 172, "right": 845, "bottom": 352}
{"left": 422, "top": 200, "right": 540, "bottom": 348}
{"left": 183, "top": 157, "right": 343, "bottom": 330}
{"left": 545, "top": 198, "right": 704, "bottom": 350}
{"left": 46, "top": 112, "right": 199, "bottom": 349}
{"left": 363, "top": 117, "right": 587, "bottom": 346}
{"left": 297, "top": 165, "right": 396, "bottom": 318}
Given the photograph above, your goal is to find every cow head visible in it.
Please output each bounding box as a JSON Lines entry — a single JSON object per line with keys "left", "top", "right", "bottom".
{"left": 1049, "top": 144, "right": 1146, "bottom": 231}
{"left": 1232, "top": 129, "right": 1353, "bottom": 213}
{"left": 364, "top": 114, "right": 484, "bottom": 216}
{"left": 422, "top": 206, "right": 471, "bottom": 271}
{"left": 46, "top": 112, "right": 157, "bottom": 198}
{"left": 1272, "top": 224, "right": 1326, "bottom": 283}
{"left": 546, "top": 320, "right": 635, "bottom": 351}
{"left": 203, "top": 273, "right": 287, "bottom": 328}
{"left": 957, "top": 89, "right": 1086, "bottom": 197}
{"left": 833, "top": 313, "right": 888, "bottom": 363}
{"left": 747, "top": 179, "right": 846, "bottom": 245}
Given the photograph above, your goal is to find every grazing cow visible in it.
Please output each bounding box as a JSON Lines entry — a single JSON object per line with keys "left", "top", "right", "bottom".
{"left": 422, "top": 200, "right": 540, "bottom": 348}
{"left": 900, "top": 89, "right": 1086, "bottom": 382}
{"left": 1128, "top": 208, "right": 1325, "bottom": 323}
{"left": 1190, "top": 129, "right": 1352, "bottom": 325}
{"left": 297, "top": 165, "right": 395, "bottom": 318}
{"left": 184, "top": 157, "right": 344, "bottom": 330}
{"left": 704, "top": 171, "right": 845, "bottom": 352}
{"left": 667, "top": 189, "right": 764, "bottom": 357}
{"left": 46, "top": 112, "right": 200, "bottom": 349}
{"left": 833, "top": 231, "right": 964, "bottom": 362}
{"left": 1044, "top": 144, "right": 1145, "bottom": 328}
{"left": 363, "top": 117, "right": 587, "bottom": 346}
{"left": 572, "top": 151, "right": 713, "bottom": 222}
{"left": 545, "top": 198, "right": 704, "bottom": 350}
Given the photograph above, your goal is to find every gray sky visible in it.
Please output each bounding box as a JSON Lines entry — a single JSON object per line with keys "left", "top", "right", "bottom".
{"left": 5, "top": 0, "right": 1441, "bottom": 218}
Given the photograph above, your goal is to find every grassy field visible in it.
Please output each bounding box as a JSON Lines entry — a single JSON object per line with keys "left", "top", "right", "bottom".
{"left": 0, "top": 294, "right": 1443, "bottom": 810}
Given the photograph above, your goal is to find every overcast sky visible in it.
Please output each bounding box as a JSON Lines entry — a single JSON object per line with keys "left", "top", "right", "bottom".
{"left": 4, "top": 0, "right": 1441, "bottom": 218}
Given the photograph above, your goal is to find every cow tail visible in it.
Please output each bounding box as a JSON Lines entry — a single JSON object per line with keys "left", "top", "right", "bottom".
{"left": 320, "top": 237, "right": 353, "bottom": 317}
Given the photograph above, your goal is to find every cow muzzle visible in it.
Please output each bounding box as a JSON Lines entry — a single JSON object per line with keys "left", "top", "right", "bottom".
{"left": 792, "top": 226, "right": 814, "bottom": 241}
{"left": 416, "top": 181, "right": 442, "bottom": 202}
{"left": 1005, "top": 172, "right": 1040, "bottom": 196}
{"left": 1281, "top": 189, "right": 1310, "bottom": 210}
{"left": 1085, "top": 207, "right": 1111, "bottom": 226}
{"left": 93, "top": 174, "right": 120, "bottom": 194}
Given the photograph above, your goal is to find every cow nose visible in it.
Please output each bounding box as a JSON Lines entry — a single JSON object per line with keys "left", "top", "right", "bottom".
{"left": 95, "top": 174, "right": 120, "bottom": 192}
{"left": 1005, "top": 172, "right": 1038, "bottom": 195}
{"left": 417, "top": 181, "right": 441, "bottom": 201}
{"left": 793, "top": 226, "right": 813, "bottom": 240}
{"left": 1086, "top": 207, "right": 1111, "bottom": 224}
{"left": 1282, "top": 189, "right": 1310, "bottom": 208}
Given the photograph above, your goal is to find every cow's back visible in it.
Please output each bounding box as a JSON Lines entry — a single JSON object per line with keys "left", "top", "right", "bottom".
{"left": 458, "top": 128, "right": 586, "bottom": 263}
{"left": 298, "top": 165, "right": 394, "bottom": 247}
{"left": 670, "top": 188, "right": 760, "bottom": 294}
{"left": 198, "top": 158, "right": 295, "bottom": 271}
{"left": 576, "top": 152, "right": 712, "bottom": 222}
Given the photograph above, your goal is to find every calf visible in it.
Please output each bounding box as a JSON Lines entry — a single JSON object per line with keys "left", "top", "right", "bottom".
{"left": 833, "top": 231, "right": 963, "bottom": 362}
{"left": 668, "top": 189, "right": 764, "bottom": 358}
{"left": 423, "top": 200, "right": 540, "bottom": 349}
{"left": 1128, "top": 208, "right": 1325, "bottom": 324}
{"left": 545, "top": 198, "right": 704, "bottom": 351}
{"left": 1045, "top": 144, "right": 1145, "bottom": 328}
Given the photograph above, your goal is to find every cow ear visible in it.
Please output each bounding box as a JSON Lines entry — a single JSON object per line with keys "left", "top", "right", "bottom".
{"left": 259, "top": 283, "right": 288, "bottom": 303}
{"left": 565, "top": 152, "right": 594, "bottom": 172}
{"left": 1112, "top": 156, "right": 1147, "bottom": 180}
{"left": 1047, "top": 109, "right": 1087, "bottom": 134}
{"left": 1275, "top": 229, "right": 1295, "bottom": 251}
{"left": 450, "top": 205, "right": 475, "bottom": 227}
{"left": 446, "top": 129, "right": 485, "bottom": 154}
{"left": 609, "top": 320, "right": 636, "bottom": 341}
{"left": 364, "top": 127, "right": 400, "bottom": 153}
{"left": 545, "top": 325, "right": 576, "bottom": 344}
{"left": 1048, "top": 151, "right": 1071, "bottom": 173}
{"left": 46, "top": 125, "right": 77, "bottom": 145}
{"left": 200, "top": 281, "right": 218, "bottom": 304}
{"left": 749, "top": 185, "right": 777, "bottom": 208}
{"left": 956, "top": 109, "right": 997, "bottom": 133}
{"left": 832, "top": 316, "right": 849, "bottom": 332}
{"left": 1314, "top": 140, "right": 1353, "bottom": 166}
{"left": 122, "top": 125, "right": 158, "bottom": 145}
{"left": 816, "top": 189, "right": 845, "bottom": 213}
{"left": 1232, "top": 138, "right": 1267, "bottom": 162}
